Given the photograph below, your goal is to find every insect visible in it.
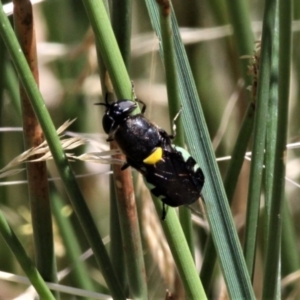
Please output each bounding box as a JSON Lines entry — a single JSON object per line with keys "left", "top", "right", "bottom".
{"left": 98, "top": 96, "right": 205, "bottom": 219}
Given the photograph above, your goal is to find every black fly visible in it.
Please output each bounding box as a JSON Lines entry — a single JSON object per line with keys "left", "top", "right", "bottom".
{"left": 97, "top": 96, "right": 204, "bottom": 219}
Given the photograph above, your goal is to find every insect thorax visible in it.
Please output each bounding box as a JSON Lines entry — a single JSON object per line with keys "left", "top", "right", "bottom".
{"left": 114, "top": 115, "right": 167, "bottom": 162}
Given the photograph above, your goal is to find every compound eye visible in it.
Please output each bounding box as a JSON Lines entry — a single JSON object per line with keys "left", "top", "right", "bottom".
{"left": 102, "top": 115, "right": 113, "bottom": 134}
{"left": 102, "top": 100, "right": 137, "bottom": 134}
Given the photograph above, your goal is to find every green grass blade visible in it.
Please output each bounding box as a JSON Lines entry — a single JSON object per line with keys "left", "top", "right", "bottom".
{"left": 152, "top": 199, "right": 207, "bottom": 299}
{"left": 0, "top": 209, "right": 55, "bottom": 299}
{"left": 262, "top": 0, "right": 292, "bottom": 298}
{"left": 145, "top": 1, "right": 255, "bottom": 298}
{"left": 84, "top": 1, "right": 148, "bottom": 298}
{"left": 112, "top": 1, "right": 148, "bottom": 297}
{"left": 156, "top": 0, "right": 194, "bottom": 254}
{"left": 82, "top": 0, "right": 132, "bottom": 99}
{"left": 51, "top": 191, "right": 96, "bottom": 296}
{"left": 200, "top": 0, "right": 255, "bottom": 290}
{"left": 112, "top": 0, "right": 132, "bottom": 67}
{"left": 282, "top": 200, "right": 300, "bottom": 294}
{"left": 243, "top": 0, "right": 278, "bottom": 279}
{"left": 4, "top": 63, "right": 21, "bottom": 116}
{"left": 264, "top": 1, "right": 279, "bottom": 247}
{"left": 0, "top": 37, "right": 4, "bottom": 102}
{"left": 221, "top": 0, "right": 255, "bottom": 202}
{"left": 223, "top": 0, "right": 254, "bottom": 81}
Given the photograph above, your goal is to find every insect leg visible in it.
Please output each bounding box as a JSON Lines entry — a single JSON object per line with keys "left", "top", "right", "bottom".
{"left": 162, "top": 203, "right": 167, "bottom": 220}
{"left": 105, "top": 115, "right": 118, "bottom": 141}
{"left": 121, "top": 162, "right": 130, "bottom": 170}
{"left": 106, "top": 135, "right": 114, "bottom": 142}
{"left": 106, "top": 127, "right": 116, "bottom": 141}
{"left": 130, "top": 82, "right": 146, "bottom": 114}
{"left": 135, "top": 98, "right": 147, "bottom": 114}
{"left": 169, "top": 106, "right": 182, "bottom": 139}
